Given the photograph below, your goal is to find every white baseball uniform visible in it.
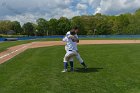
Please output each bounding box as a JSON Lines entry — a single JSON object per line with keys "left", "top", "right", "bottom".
{"left": 64, "top": 31, "right": 83, "bottom": 63}
{"left": 62, "top": 35, "right": 78, "bottom": 63}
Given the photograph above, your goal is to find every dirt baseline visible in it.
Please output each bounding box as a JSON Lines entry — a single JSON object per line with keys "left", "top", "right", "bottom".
{"left": 1, "top": 40, "right": 140, "bottom": 64}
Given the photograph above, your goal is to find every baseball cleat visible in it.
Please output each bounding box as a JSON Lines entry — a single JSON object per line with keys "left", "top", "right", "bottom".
{"left": 61, "top": 69, "right": 68, "bottom": 73}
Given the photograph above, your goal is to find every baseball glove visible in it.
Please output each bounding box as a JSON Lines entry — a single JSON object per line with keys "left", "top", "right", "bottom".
{"left": 69, "top": 35, "right": 78, "bottom": 42}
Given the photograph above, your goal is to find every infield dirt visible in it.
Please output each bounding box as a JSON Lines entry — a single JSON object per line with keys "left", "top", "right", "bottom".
{"left": 1, "top": 40, "right": 140, "bottom": 64}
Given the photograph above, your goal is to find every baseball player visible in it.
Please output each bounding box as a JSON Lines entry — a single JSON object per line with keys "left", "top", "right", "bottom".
{"left": 66, "top": 27, "right": 87, "bottom": 69}
{"left": 62, "top": 30, "right": 78, "bottom": 72}
{"left": 62, "top": 27, "right": 87, "bottom": 72}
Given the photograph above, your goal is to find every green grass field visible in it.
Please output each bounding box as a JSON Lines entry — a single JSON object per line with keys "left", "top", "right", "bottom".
{"left": 0, "top": 44, "right": 140, "bottom": 93}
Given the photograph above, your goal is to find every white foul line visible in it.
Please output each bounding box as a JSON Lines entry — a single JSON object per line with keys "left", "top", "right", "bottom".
{"left": 0, "top": 44, "right": 32, "bottom": 59}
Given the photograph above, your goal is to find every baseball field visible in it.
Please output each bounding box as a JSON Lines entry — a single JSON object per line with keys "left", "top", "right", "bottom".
{"left": 0, "top": 40, "right": 140, "bottom": 93}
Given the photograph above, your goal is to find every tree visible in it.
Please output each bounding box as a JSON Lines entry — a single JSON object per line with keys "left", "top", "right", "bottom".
{"left": 32, "top": 23, "right": 38, "bottom": 36}
{"left": 36, "top": 18, "right": 48, "bottom": 36}
{"left": 22, "top": 22, "right": 35, "bottom": 36}
{"left": 0, "top": 20, "right": 13, "bottom": 34}
{"left": 71, "top": 16, "right": 85, "bottom": 35}
{"left": 57, "top": 17, "right": 71, "bottom": 35}
{"left": 48, "top": 18, "right": 58, "bottom": 35}
{"left": 91, "top": 14, "right": 112, "bottom": 35}
{"left": 87, "top": 30, "right": 94, "bottom": 35}
{"left": 111, "top": 15, "right": 129, "bottom": 35}
{"left": 12, "top": 21, "right": 22, "bottom": 34}
{"left": 1, "top": 8, "right": 140, "bottom": 35}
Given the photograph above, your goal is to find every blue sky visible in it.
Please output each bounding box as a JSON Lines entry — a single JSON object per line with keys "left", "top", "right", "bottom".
{"left": 0, "top": 0, "right": 140, "bottom": 24}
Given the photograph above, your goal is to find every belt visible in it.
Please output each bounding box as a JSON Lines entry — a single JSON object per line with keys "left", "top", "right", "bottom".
{"left": 69, "top": 50, "right": 72, "bottom": 51}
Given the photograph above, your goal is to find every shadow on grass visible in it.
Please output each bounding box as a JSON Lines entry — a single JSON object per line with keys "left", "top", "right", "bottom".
{"left": 75, "top": 67, "right": 103, "bottom": 73}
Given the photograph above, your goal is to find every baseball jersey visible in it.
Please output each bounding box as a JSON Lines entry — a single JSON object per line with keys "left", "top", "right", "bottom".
{"left": 62, "top": 31, "right": 78, "bottom": 51}
{"left": 66, "top": 31, "right": 78, "bottom": 50}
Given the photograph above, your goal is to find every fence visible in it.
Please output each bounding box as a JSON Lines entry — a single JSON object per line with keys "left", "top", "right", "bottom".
{"left": 1, "top": 35, "right": 140, "bottom": 42}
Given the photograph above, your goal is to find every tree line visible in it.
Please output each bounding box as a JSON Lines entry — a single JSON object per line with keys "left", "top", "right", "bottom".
{"left": 0, "top": 9, "right": 140, "bottom": 36}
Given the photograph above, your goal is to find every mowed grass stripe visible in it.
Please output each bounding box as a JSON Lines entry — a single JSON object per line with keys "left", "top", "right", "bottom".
{"left": 0, "top": 44, "right": 140, "bottom": 93}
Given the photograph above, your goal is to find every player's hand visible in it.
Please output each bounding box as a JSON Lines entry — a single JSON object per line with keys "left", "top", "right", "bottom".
{"left": 76, "top": 40, "right": 79, "bottom": 43}
{"left": 68, "top": 35, "right": 79, "bottom": 42}
{"left": 69, "top": 35, "right": 76, "bottom": 42}
{"left": 72, "top": 38, "right": 76, "bottom": 42}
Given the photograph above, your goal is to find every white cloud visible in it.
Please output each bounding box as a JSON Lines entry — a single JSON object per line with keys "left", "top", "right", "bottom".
{"left": 78, "top": 0, "right": 140, "bottom": 15}
{"left": 93, "top": 0, "right": 140, "bottom": 15}
{"left": 76, "top": 3, "right": 87, "bottom": 10}
{"left": 5, "top": 13, "right": 38, "bottom": 25}
{"left": 94, "top": 7, "right": 102, "bottom": 14}
{"left": 4, "top": 8, "right": 79, "bottom": 25}
{"left": 60, "top": 8, "right": 79, "bottom": 18}
{"left": 1, "top": 0, "right": 140, "bottom": 24}
{"left": 0, "top": 0, "right": 80, "bottom": 24}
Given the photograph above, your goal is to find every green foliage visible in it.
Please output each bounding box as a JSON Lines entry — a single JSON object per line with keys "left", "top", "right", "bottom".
{"left": 12, "top": 21, "right": 22, "bottom": 34}
{"left": 57, "top": 17, "right": 71, "bottom": 35}
{"left": 36, "top": 18, "right": 48, "bottom": 36}
{"left": 48, "top": 18, "right": 58, "bottom": 35}
{"left": 71, "top": 16, "right": 85, "bottom": 35}
{"left": 22, "top": 22, "right": 35, "bottom": 36}
{"left": 0, "top": 20, "right": 13, "bottom": 34}
{"left": 1, "top": 9, "right": 140, "bottom": 35}
{"left": 87, "top": 30, "right": 94, "bottom": 35}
